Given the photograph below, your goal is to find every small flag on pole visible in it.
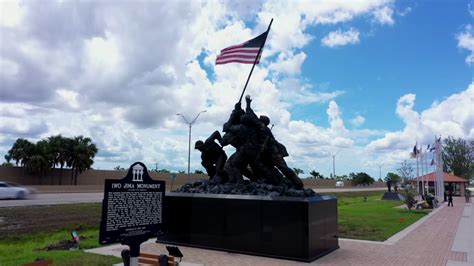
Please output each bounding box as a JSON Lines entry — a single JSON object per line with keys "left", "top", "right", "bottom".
{"left": 430, "top": 158, "right": 435, "bottom": 166}
{"left": 413, "top": 144, "right": 418, "bottom": 156}
{"left": 215, "top": 31, "right": 268, "bottom": 65}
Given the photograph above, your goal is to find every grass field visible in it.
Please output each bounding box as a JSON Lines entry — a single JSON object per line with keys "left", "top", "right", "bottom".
{"left": 0, "top": 204, "right": 121, "bottom": 266}
{"left": 0, "top": 192, "right": 430, "bottom": 265}
{"left": 334, "top": 192, "right": 430, "bottom": 241}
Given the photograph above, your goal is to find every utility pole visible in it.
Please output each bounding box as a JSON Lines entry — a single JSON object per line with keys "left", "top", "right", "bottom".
{"left": 176, "top": 110, "right": 207, "bottom": 182}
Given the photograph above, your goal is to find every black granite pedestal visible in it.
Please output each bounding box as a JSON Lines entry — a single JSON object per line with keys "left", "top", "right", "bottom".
{"left": 382, "top": 192, "right": 404, "bottom": 200}
{"left": 156, "top": 193, "right": 338, "bottom": 262}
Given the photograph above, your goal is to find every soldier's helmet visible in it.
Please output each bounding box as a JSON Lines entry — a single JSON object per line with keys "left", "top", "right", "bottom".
{"left": 259, "top": 115, "right": 270, "bottom": 126}
{"left": 194, "top": 140, "right": 204, "bottom": 149}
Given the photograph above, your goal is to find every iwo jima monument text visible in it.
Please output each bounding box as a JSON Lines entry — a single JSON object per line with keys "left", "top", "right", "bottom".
{"left": 156, "top": 19, "right": 338, "bottom": 262}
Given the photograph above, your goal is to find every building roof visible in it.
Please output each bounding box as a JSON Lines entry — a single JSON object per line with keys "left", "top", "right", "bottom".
{"left": 412, "top": 172, "right": 469, "bottom": 183}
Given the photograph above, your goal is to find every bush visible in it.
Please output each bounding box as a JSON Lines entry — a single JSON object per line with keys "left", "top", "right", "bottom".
{"left": 401, "top": 187, "right": 417, "bottom": 210}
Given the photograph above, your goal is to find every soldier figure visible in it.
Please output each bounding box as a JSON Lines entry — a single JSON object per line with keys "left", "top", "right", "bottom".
{"left": 257, "top": 115, "right": 304, "bottom": 189}
{"left": 220, "top": 100, "right": 259, "bottom": 183}
{"left": 195, "top": 130, "right": 227, "bottom": 183}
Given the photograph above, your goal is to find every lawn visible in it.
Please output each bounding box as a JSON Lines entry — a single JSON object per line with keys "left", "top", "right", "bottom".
{"left": 0, "top": 204, "right": 121, "bottom": 266}
{"left": 333, "top": 192, "right": 430, "bottom": 241}
{"left": 0, "top": 192, "right": 430, "bottom": 265}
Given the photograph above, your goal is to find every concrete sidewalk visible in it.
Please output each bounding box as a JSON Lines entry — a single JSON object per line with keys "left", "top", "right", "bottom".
{"left": 88, "top": 197, "right": 470, "bottom": 265}
{"left": 447, "top": 199, "right": 473, "bottom": 266}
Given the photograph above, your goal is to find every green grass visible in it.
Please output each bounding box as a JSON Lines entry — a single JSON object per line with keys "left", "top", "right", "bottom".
{"left": 334, "top": 193, "right": 430, "bottom": 241}
{"left": 0, "top": 228, "right": 121, "bottom": 265}
{"left": 0, "top": 228, "right": 121, "bottom": 266}
{"left": 0, "top": 192, "right": 430, "bottom": 264}
{"left": 0, "top": 204, "right": 121, "bottom": 266}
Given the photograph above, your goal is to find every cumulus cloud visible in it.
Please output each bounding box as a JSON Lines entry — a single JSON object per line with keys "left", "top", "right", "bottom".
{"left": 373, "top": 6, "right": 395, "bottom": 25}
{"left": 350, "top": 115, "right": 366, "bottom": 127}
{"left": 457, "top": 24, "right": 474, "bottom": 64}
{"left": 0, "top": 0, "right": 419, "bottom": 177}
{"left": 321, "top": 28, "right": 360, "bottom": 47}
{"left": 368, "top": 83, "right": 474, "bottom": 153}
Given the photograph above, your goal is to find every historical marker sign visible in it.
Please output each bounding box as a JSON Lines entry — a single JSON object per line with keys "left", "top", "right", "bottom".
{"left": 99, "top": 162, "right": 165, "bottom": 245}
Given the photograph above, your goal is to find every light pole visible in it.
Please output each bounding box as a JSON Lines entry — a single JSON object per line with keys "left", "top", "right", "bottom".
{"left": 176, "top": 110, "right": 207, "bottom": 181}
{"left": 377, "top": 163, "right": 383, "bottom": 181}
{"left": 331, "top": 150, "right": 340, "bottom": 179}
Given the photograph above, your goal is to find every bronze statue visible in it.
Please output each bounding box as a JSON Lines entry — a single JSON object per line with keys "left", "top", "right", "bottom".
{"left": 179, "top": 94, "right": 314, "bottom": 196}
{"left": 195, "top": 130, "right": 227, "bottom": 183}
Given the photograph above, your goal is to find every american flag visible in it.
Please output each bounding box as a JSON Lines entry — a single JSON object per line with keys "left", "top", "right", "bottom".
{"left": 215, "top": 31, "right": 268, "bottom": 65}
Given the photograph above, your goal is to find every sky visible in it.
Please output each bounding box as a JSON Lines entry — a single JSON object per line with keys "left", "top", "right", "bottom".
{"left": 1, "top": 0, "right": 473, "bottom": 179}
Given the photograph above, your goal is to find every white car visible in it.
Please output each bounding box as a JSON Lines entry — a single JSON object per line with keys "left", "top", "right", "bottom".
{"left": 0, "top": 182, "right": 33, "bottom": 199}
{"left": 335, "top": 181, "right": 344, "bottom": 187}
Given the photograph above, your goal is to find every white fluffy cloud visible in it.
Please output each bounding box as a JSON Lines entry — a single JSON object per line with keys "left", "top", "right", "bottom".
{"left": 373, "top": 6, "right": 395, "bottom": 25}
{"left": 457, "top": 24, "right": 474, "bottom": 64}
{"left": 350, "top": 115, "right": 366, "bottom": 127}
{"left": 321, "top": 28, "right": 360, "bottom": 48}
{"left": 367, "top": 83, "right": 474, "bottom": 154}
{"left": 6, "top": 0, "right": 471, "bottom": 179}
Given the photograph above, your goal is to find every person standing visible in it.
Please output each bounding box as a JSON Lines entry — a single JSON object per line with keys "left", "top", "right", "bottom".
{"left": 447, "top": 190, "right": 453, "bottom": 207}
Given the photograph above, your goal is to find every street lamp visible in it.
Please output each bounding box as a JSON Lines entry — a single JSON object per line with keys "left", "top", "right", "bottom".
{"left": 331, "top": 150, "right": 340, "bottom": 179}
{"left": 176, "top": 110, "right": 207, "bottom": 180}
{"left": 377, "top": 163, "right": 383, "bottom": 181}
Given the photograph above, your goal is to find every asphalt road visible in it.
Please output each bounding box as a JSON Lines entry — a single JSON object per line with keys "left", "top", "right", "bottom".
{"left": 0, "top": 193, "right": 103, "bottom": 208}
{"left": 0, "top": 187, "right": 386, "bottom": 208}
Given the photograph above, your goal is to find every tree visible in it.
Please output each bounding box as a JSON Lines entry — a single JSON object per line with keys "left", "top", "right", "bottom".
{"left": 25, "top": 140, "right": 52, "bottom": 184}
{"left": 385, "top": 172, "right": 402, "bottom": 189}
{"left": 158, "top": 169, "right": 170, "bottom": 173}
{"left": 48, "top": 135, "right": 68, "bottom": 185}
{"left": 351, "top": 172, "right": 375, "bottom": 186}
{"left": 292, "top": 168, "right": 304, "bottom": 177}
{"left": 194, "top": 170, "right": 204, "bottom": 174}
{"left": 178, "top": 170, "right": 185, "bottom": 174}
{"left": 442, "top": 137, "right": 474, "bottom": 180}
{"left": 309, "top": 170, "right": 324, "bottom": 179}
{"left": 7, "top": 138, "right": 34, "bottom": 166}
{"left": 68, "top": 136, "right": 98, "bottom": 185}
{"left": 397, "top": 160, "right": 414, "bottom": 184}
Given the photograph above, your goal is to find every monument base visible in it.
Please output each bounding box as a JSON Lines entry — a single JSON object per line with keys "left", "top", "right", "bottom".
{"left": 382, "top": 192, "right": 404, "bottom": 200}
{"left": 156, "top": 193, "right": 338, "bottom": 262}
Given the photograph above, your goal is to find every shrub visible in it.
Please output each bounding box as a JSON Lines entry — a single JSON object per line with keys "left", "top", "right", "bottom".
{"left": 401, "top": 187, "right": 417, "bottom": 210}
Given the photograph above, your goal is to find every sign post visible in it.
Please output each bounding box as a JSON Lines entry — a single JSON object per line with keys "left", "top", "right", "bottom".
{"left": 99, "top": 162, "right": 165, "bottom": 266}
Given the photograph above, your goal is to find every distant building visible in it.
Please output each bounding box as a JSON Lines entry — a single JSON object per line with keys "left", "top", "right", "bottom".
{"left": 411, "top": 172, "right": 469, "bottom": 197}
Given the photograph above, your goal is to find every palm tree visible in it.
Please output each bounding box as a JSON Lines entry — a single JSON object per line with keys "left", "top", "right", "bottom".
{"left": 25, "top": 140, "right": 52, "bottom": 185}
{"left": 292, "top": 168, "right": 304, "bottom": 177}
{"left": 69, "top": 136, "right": 98, "bottom": 185}
{"left": 7, "top": 138, "right": 34, "bottom": 166}
{"left": 309, "top": 170, "right": 324, "bottom": 179}
{"left": 48, "top": 135, "right": 68, "bottom": 185}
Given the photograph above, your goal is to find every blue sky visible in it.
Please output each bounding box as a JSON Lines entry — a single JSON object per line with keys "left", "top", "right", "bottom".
{"left": 0, "top": 0, "right": 473, "bottom": 179}
{"left": 293, "top": 1, "right": 472, "bottom": 131}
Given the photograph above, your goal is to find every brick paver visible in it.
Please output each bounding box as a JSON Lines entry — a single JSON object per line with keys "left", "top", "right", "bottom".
{"left": 315, "top": 197, "right": 466, "bottom": 266}
{"left": 138, "top": 197, "right": 467, "bottom": 266}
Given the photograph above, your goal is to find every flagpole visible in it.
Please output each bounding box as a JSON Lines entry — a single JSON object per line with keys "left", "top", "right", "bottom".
{"left": 238, "top": 18, "right": 273, "bottom": 103}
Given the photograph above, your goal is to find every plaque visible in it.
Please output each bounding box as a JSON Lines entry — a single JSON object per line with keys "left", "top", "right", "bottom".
{"left": 99, "top": 162, "right": 165, "bottom": 245}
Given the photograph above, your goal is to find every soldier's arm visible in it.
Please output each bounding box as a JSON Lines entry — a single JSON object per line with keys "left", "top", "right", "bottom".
{"left": 206, "top": 130, "right": 222, "bottom": 144}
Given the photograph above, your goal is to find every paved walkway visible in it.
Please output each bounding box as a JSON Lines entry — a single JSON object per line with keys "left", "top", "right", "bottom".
{"left": 87, "top": 197, "right": 471, "bottom": 266}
